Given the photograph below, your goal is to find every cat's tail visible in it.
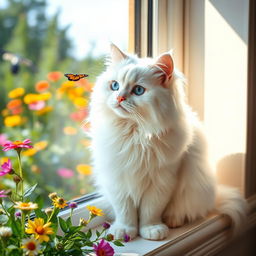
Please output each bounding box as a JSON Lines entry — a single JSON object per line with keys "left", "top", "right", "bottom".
{"left": 215, "top": 184, "right": 248, "bottom": 236}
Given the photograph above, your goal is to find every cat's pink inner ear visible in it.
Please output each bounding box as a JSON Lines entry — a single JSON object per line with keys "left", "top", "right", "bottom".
{"left": 110, "top": 43, "right": 127, "bottom": 64}
{"left": 155, "top": 53, "right": 174, "bottom": 82}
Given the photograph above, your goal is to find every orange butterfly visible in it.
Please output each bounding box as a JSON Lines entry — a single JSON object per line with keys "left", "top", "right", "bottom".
{"left": 64, "top": 73, "right": 88, "bottom": 81}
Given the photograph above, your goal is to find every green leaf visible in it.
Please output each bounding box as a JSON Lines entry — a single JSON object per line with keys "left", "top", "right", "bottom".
{"left": 96, "top": 230, "right": 101, "bottom": 237}
{"left": 113, "top": 240, "right": 125, "bottom": 247}
{"left": 66, "top": 216, "right": 72, "bottom": 228}
{"left": 69, "top": 226, "right": 82, "bottom": 233}
{"left": 34, "top": 208, "right": 48, "bottom": 221}
{"left": 24, "top": 183, "right": 38, "bottom": 198}
{"left": 77, "top": 231, "right": 87, "bottom": 238}
{"left": 59, "top": 217, "right": 68, "bottom": 233}
{"left": 86, "top": 229, "right": 92, "bottom": 239}
{"left": 64, "top": 241, "right": 74, "bottom": 250}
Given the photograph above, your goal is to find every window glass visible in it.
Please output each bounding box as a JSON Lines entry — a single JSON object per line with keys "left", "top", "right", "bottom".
{"left": 0, "top": 0, "right": 129, "bottom": 204}
{"left": 185, "top": 0, "right": 249, "bottom": 192}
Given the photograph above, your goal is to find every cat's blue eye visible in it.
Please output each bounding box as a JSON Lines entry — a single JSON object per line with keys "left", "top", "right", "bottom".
{"left": 132, "top": 85, "right": 145, "bottom": 96}
{"left": 110, "top": 81, "right": 119, "bottom": 91}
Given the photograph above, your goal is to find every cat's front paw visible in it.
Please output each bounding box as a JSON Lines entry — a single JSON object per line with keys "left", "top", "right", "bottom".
{"left": 140, "top": 224, "right": 169, "bottom": 240}
{"left": 108, "top": 223, "right": 138, "bottom": 240}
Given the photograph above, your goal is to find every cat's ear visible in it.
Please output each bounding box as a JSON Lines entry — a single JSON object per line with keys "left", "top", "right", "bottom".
{"left": 154, "top": 52, "right": 174, "bottom": 86}
{"left": 110, "top": 43, "right": 127, "bottom": 64}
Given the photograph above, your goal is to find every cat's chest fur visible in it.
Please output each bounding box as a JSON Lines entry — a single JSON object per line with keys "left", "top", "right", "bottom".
{"left": 92, "top": 117, "right": 183, "bottom": 204}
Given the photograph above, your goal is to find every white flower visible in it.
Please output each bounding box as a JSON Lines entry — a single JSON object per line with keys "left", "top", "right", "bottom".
{"left": 0, "top": 226, "right": 12, "bottom": 237}
{"left": 21, "top": 237, "right": 41, "bottom": 256}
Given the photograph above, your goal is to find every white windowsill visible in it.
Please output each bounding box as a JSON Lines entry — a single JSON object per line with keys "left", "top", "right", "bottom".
{"left": 58, "top": 196, "right": 256, "bottom": 256}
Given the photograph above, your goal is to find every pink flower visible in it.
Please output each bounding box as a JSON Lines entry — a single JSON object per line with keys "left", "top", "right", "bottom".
{"left": 28, "top": 101, "right": 45, "bottom": 111}
{"left": 2, "top": 139, "right": 33, "bottom": 152}
{"left": 57, "top": 168, "right": 74, "bottom": 178}
{"left": 93, "top": 239, "right": 114, "bottom": 256}
{"left": 69, "top": 109, "right": 88, "bottom": 122}
{"left": 0, "top": 134, "right": 9, "bottom": 146}
{"left": 0, "top": 159, "right": 13, "bottom": 176}
{"left": 0, "top": 190, "right": 9, "bottom": 198}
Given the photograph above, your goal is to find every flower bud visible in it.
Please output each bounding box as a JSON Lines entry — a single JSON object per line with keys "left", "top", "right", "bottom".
{"left": 56, "top": 242, "right": 64, "bottom": 250}
{"left": 102, "top": 222, "right": 111, "bottom": 229}
{"left": 106, "top": 233, "right": 114, "bottom": 241}
{"left": 0, "top": 227, "right": 12, "bottom": 238}
{"left": 79, "top": 218, "right": 88, "bottom": 227}
{"left": 13, "top": 175, "right": 22, "bottom": 184}
{"left": 48, "top": 192, "right": 58, "bottom": 200}
{"left": 68, "top": 202, "right": 78, "bottom": 209}
{"left": 44, "top": 207, "right": 54, "bottom": 216}
{"left": 15, "top": 211, "right": 21, "bottom": 218}
{"left": 123, "top": 234, "right": 131, "bottom": 242}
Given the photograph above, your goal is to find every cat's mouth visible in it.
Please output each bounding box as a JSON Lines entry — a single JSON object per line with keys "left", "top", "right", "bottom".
{"left": 113, "top": 103, "right": 129, "bottom": 114}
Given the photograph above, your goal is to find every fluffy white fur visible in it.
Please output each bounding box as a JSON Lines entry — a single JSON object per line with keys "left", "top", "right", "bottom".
{"left": 89, "top": 44, "right": 247, "bottom": 241}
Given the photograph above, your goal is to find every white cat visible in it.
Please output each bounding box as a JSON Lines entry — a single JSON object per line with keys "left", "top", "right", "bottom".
{"left": 89, "top": 44, "right": 247, "bottom": 241}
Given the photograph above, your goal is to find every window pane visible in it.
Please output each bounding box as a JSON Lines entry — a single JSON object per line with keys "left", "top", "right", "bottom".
{"left": 186, "top": 0, "right": 249, "bottom": 193}
{"left": 0, "top": 0, "right": 129, "bottom": 204}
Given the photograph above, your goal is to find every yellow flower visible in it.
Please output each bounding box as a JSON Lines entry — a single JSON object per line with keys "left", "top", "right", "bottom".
{"left": 73, "top": 97, "right": 88, "bottom": 108}
{"left": 60, "top": 81, "right": 75, "bottom": 90}
{"left": 22, "top": 148, "right": 37, "bottom": 156}
{"left": 1, "top": 108, "right": 9, "bottom": 117}
{"left": 8, "top": 88, "right": 25, "bottom": 98}
{"left": 86, "top": 205, "right": 104, "bottom": 217}
{"left": 24, "top": 94, "right": 40, "bottom": 104}
{"left": 38, "top": 92, "right": 52, "bottom": 101}
{"left": 14, "top": 202, "right": 38, "bottom": 211}
{"left": 21, "top": 237, "right": 41, "bottom": 256}
{"left": 80, "top": 139, "right": 91, "bottom": 147}
{"left": 67, "top": 87, "right": 85, "bottom": 100}
{"left": 63, "top": 126, "right": 77, "bottom": 135}
{"left": 4, "top": 115, "right": 23, "bottom": 127}
{"left": 53, "top": 197, "right": 68, "bottom": 209}
{"left": 48, "top": 192, "right": 58, "bottom": 200}
{"left": 35, "top": 106, "right": 53, "bottom": 116}
{"left": 26, "top": 218, "right": 54, "bottom": 242}
{"left": 34, "top": 141, "right": 48, "bottom": 151}
{"left": 76, "top": 164, "right": 92, "bottom": 175}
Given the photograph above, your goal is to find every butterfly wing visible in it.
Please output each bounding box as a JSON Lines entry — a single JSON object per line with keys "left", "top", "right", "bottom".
{"left": 65, "top": 73, "right": 88, "bottom": 81}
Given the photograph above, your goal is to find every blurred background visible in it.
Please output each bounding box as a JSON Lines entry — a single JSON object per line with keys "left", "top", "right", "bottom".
{"left": 0, "top": 0, "right": 128, "bottom": 205}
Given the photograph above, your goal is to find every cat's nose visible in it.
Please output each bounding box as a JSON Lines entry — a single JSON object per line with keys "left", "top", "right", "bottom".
{"left": 117, "top": 96, "right": 126, "bottom": 103}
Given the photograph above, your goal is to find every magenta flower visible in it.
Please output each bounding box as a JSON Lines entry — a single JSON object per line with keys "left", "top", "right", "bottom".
{"left": 57, "top": 168, "right": 74, "bottom": 178}
{"left": 102, "top": 222, "right": 111, "bottom": 229}
{"left": 28, "top": 101, "right": 45, "bottom": 111}
{"left": 123, "top": 234, "right": 131, "bottom": 242}
{"left": 93, "top": 239, "right": 114, "bottom": 256}
{"left": 68, "top": 202, "right": 78, "bottom": 209}
{"left": 15, "top": 211, "right": 22, "bottom": 218}
{"left": 0, "top": 159, "right": 13, "bottom": 176}
{"left": 0, "top": 190, "right": 8, "bottom": 198}
{"left": 2, "top": 139, "right": 33, "bottom": 152}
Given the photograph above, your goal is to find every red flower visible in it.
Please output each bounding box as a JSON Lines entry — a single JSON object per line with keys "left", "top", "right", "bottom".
{"left": 2, "top": 139, "right": 33, "bottom": 152}
{"left": 47, "top": 71, "right": 62, "bottom": 82}
{"left": 0, "top": 159, "right": 12, "bottom": 176}
{"left": 93, "top": 239, "right": 114, "bottom": 256}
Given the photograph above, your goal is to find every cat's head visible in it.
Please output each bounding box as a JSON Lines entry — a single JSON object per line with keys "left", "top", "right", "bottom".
{"left": 91, "top": 44, "right": 186, "bottom": 134}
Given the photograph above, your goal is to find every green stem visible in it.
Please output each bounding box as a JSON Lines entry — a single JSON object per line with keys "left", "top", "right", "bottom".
{"left": 0, "top": 238, "right": 6, "bottom": 256}
{"left": 0, "top": 202, "right": 10, "bottom": 217}
{"left": 21, "top": 211, "right": 25, "bottom": 238}
{"left": 70, "top": 208, "right": 73, "bottom": 218}
{"left": 47, "top": 207, "right": 56, "bottom": 223}
{"left": 16, "top": 150, "right": 24, "bottom": 201}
